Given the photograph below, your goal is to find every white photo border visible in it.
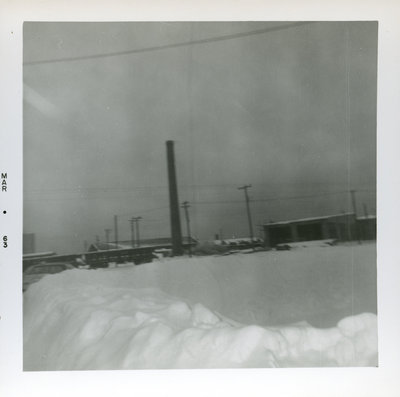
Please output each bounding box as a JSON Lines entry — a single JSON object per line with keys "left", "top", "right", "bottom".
{"left": 1, "top": 1, "right": 399, "bottom": 396}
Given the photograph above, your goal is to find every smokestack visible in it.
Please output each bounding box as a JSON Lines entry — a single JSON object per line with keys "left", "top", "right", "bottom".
{"left": 166, "top": 140, "right": 183, "bottom": 256}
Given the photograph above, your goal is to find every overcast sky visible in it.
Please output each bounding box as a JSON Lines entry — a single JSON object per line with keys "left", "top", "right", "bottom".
{"left": 23, "top": 21, "right": 377, "bottom": 254}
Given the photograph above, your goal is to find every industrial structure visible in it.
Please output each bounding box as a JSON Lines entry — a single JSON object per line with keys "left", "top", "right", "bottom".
{"left": 166, "top": 140, "right": 184, "bottom": 256}
{"left": 262, "top": 213, "right": 376, "bottom": 248}
{"left": 23, "top": 233, "right": 36, "bottom": 254}
{"left": 23, "top": 236, "right": 197, "bottom": 271}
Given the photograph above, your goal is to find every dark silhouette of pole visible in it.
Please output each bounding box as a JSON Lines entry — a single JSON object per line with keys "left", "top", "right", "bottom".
{"left": 129, "top": 218, "right": 135, "bottom": 248}
{"left": 133, "top": 216, "right": 142, "bottom": 247}
{"left": 363, "top": 203, "right": 369, "bottom": 218}
{"left": 350, "top": 189, "right": 358, "bottom": 218}
{"left": 114, "top": 215, "right": 119, "bottom": 247}
{"left": 181, "top": 201, "right": 192, "bottom": 257}
{"left": 350, "top": 189, "right": 361, "bottom": 243}
{"left": 238, "top": 184, "right": 254, "bottom": 244}
{"left": 105, "top": 228, "right": 111, "bottom": 250}
{"left": 166, "top": 140, "right": 183, "bottom": 256}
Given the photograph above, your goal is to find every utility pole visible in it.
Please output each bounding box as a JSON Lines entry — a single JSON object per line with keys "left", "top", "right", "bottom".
{"left": 114, "top": 215, "right": 119, "bottom": 248}
{"left": 238, "top": 184, "right": 254, "bottom": 244}
{"left": 105, "top": 228, "right": 111, "bottom": 250}
{"left": 350, "top": 189, "right": 358, "bottom": 218}
{"left": 181, "top": 201, "right": 192, "bottom": 257}
{"left": 132, "top": 216, "right": 142, "bottom": 247}
{"left": 363, "top": 203, "right": 372, "bottom": 240}
{"left": 129, "top": 218, "right": 135, "bottom": 248}
{"left": 350, "top": 189, "right": 361, "bottom": 243}
{"left": 363, "top": 203, "right": 369, "bottom": 218}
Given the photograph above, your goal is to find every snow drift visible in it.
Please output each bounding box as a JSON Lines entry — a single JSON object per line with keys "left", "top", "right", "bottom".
{"left": 23, "top": 244, "right": 378, "bottom": 370}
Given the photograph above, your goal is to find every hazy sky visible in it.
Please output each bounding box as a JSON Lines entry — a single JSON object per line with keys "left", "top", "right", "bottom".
{"left": 23, "top": 21, "right": 377, "bottom": 254}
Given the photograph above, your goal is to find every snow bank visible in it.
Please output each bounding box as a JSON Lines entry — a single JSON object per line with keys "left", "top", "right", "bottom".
{"left": 276, "top": 239, "right": 336, "bottom": 249}
{"left": 23, "top": 245, "right": 377, "bottom": 370}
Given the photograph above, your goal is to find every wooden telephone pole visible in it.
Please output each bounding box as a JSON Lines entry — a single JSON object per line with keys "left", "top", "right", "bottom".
{"left": 350, "top": 189, "right": 361, "bottom": 243}
{"left": 105, "top": 228, "right": 111, "bottom": 250}
{"left": 133, "top": 216, "right": 142, "bottom": 247}
{"left": 114, "top": 215, "right": 119, "bottom": 247}
{"left": 129, "top": 218, "right": 135, "bottom": 248}
{"left": 181, "top": 201, "right": 192, "bottom": 257}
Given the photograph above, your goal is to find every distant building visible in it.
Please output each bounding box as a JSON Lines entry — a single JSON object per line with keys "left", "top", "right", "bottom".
{"left": 22, "top": 237, "right": 199, "bottom": 272}
{"left": 262, "top": 213, "right": 376, "bottom": 248}
{"left": 87, "top": 236, "right": 197, "bottom": 252}
{"left": 22, "top": 251, "right": 74, "bottom": 271}
{"left": 214, "top": 237, "right": 263, "bottom": 248}
{"left": 23, "top": 233, "right": 36, "bottom": 254}
{"left": 357, "top": 215, "right": 377, "bottom": 240}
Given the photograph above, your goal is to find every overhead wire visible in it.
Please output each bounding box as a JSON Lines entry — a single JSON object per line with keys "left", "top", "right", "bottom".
{"left": 24, "top": 188, "right": 375, "bottom": 202}
{"left": 23, "top": 182, "right": 376, "bottom": 193}
{"left": 24, "top": 22, "right": 314, "bottom": 66}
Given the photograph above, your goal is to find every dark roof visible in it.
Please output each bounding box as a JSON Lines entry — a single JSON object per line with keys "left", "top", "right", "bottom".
{"left": 89, "top": 236, "right": 197, "bottom": 251}
{"left": 22, "top": 251, "right": 57, "bottom": 259}
{"left": 263, "top": 213, "right": 356, "bottom": 227}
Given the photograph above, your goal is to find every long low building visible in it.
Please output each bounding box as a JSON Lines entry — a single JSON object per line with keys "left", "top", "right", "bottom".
{"left": 23, "top": 237, "right": 198, "bottom": 271}
{"left": 87, "top": 237, "right": 196, "bottom": 252}
{"left": 262, "top": 213, "right": 376, "bottom": 248}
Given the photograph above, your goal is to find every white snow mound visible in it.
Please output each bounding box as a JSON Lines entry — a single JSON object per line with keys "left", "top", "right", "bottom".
{"left": 23, "top": 247, "right": 378, "bottom": 370}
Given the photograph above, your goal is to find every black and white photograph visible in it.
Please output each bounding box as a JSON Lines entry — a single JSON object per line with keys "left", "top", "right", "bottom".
{"left": 2, "top": 1, "right": 400, "bottom": 395}
{"left": 22, "top": 20, "right": 378, "bottom": 370}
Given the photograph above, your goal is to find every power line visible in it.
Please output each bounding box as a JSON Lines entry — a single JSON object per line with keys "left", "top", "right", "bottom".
{"left": 116, "top": 206, "right": 169, "bottom": 217}
{"left": 24, "top": 22, "right": 314, "bottom": 66}
{"left": 23, "top": 183, "right": 377, "bottom": 194}
{"left": 104, "top": 191, "right": 352, "bottom": 218}
{"left": 24, "top": 189, "right": 375, "bottom": 205}
{"left": 252, "top": 191, "right": 351, "bottom": 202}
{"left": 23, "top": 185, "right": 170, "bottom": 193}
{"left": 192, "top": 190, "right": 353, "bottom": 205}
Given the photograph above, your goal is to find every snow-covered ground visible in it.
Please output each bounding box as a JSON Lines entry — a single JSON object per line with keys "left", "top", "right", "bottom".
{"left": 23, "top": 243, "right": 377, "bottom": 370}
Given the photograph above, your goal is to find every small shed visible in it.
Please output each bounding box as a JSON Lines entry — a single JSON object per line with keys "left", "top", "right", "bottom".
{"left": 262, "top": 213, "right": 357, "bottom": 248}
{"left": 357, "top": 215, "right": 376, "bottom": 240}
